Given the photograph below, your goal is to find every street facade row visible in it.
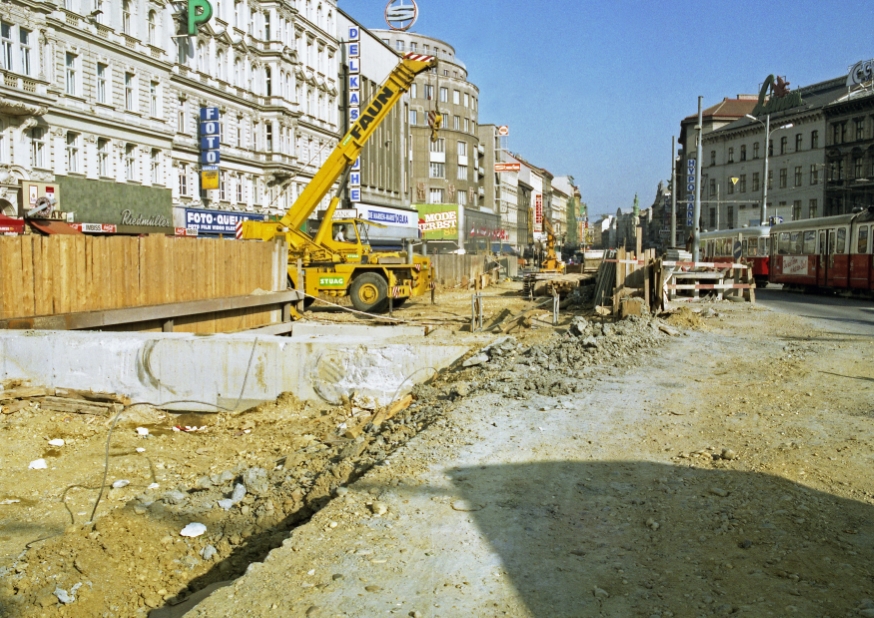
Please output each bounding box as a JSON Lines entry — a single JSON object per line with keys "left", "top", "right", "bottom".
{"left": 0, "top": 0, "right": 581, "bottom": 254}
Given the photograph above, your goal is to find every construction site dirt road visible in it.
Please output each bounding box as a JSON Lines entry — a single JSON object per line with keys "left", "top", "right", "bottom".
{"left": 2, "top": 286, "right": 873, "bottom": 618}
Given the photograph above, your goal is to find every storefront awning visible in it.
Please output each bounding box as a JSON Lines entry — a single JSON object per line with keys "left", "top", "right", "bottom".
{"left": 0, "top": 215, "right": 25, "bottom": 234}
{"left": 28, "top": 220, "right": 82, "bottom": 235}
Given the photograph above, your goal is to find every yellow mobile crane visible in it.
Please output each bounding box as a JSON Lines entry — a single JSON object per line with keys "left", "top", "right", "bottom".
{"left": 540, "top": 217, "right": 566, "bottom": 274}
{"left": 241, "top": 53, "right": 439, "bottom": 314}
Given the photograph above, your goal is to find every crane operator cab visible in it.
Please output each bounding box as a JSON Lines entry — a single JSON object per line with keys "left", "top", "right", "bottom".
{"left": 332, "top": 222, "right": 356, "bottom": 244}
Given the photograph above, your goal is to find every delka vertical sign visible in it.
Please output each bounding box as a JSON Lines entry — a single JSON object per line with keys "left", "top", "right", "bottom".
{"left": 348, "top": 26, "right": 361, "bottom": 204}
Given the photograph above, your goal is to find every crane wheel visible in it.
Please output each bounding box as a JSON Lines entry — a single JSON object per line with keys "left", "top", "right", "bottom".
{"left": 350, "top": 272, "right": 388, "bottom": 313}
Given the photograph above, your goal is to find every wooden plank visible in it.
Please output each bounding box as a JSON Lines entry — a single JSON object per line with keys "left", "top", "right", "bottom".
{"left": 33, "top": 236, "right": 52, "bottom": 316}
{"left": 19, "top": 236, "right": 35, "bottom": 318}
{"left": 6, "top": 237, "right": 23, "bottom": 319}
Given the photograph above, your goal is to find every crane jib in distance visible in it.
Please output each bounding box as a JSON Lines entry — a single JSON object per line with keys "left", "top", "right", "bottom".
{"left": 241, "top": 53, "right": 438, "bottom": 316}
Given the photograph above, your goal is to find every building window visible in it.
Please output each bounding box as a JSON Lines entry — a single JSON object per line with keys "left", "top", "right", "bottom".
{"left": 429, "top": 162, "right": 444, "bottom": 178}
{"left": 410, "top": 83, "right": 417, "bottom": 98}
{"left": 150, "top": 149, "right": 160, "bottom": 184}
{"left": 832, "top": 123, "right": 842, "bottom": 145}
{"left": 30, "top": 127, "right": 44, "bottom": 168}
{"left": 150, "top": 81, "right": 159, "bottom": 116}
{"left": 429, "top": 188, "right": 444, "bottom": 204}
{"left": 752, "top": 172, "right": 759, "bottom": 192}
{"left": 219, "top": 171, "right": 227, "bottom": 200}
{"left": 753, "top": 142, "right": 759, "bottom": 159}
{"left": 0, "top": 22, "right": 11, "bottom": 72}
{"left": 792, "top": 200, "right": 801, "bottom": 221}
{"left": 809, "top": 199, "right": 818, "bottom": 219}
{"left": 727, "top": 206, "right": 734, "bottom": 228}
{"left": 768, "top": 139, "right": 773, "bottom": 157}
{"left": 709, "top": 208, "right": 716, "bottom": 229}
{"left": 409, "top": 110, "right": 417, "bottom": 125}
{"left": 457, "top": 141, "right": 467, "bottom": 157}
{"left": 424, "top": 84, "right": 433, "bottom": 100}
{"left": 767, "top": 170, "right": 773, "bottom": 190}
{"left": 457, "top": 165, "right": 467, "bottom": 181}
{"left": 66, "top": 132, "right": 80, "bottom": 173}
{"left": 453, "top": 116, "right": 459, "bottom": 130}
{"left": 125, "top": 144, "right": 136, "bottom": 180}
{"left": 709, "top": 178, "right": 716, "bottom": 197}
{"left": 148, "top": 10, "right": 156, "bottom": 45}
{"left": 457, "top": 190, "right": 466, "bottom": 206}
{"left": 18, "top": 28, "right": 31, "bottom": 75}
{"left": 464, "top": 118, "right": 469, "bottom": 132}
{"left": 780, "top": 136, "right": 787, "bottom": 154}
{"left": 395, "top": 40, "right": 404, "bottom": 52}
{"left": 727, "top": 180, "right": 734, "bottom": 195}
{"left": 740, "top": 144, "right": 746, "bottom": 161}
{"left": 464, "top": 93, "right": 469, "bottom": 108}
{"left": 856, "top": 119, "right": 865, "bottom": 141}
{"left": 795, "top": 133, "right": 802, "bottom": 151}
{"left": 236, "top": 178, "right": 243, "bottom": 203}
{"left": 728, "top": 147, "right": 734, "bottom": 163}
{"left": 810, "top": 164, "right": 818, "bottom": 185}
{"left": 710, "top": 150, "right": 715, "bottom": 166}
{"left": 179, "top": 165, "right": 188, "bottom": 195}
{"left": 410, "top": 42, "right": 417, "bottom": 52}
{"left": 96, "top": 62, "right": 108, "bottom": 103}
{"left": 854, "top": 157, "right": 863, "bottom": 179}
{"left": 779, "top": 168, "right": 787, "bottom": 188}
{"left": 264, "top": 12, "right": 271, "bottom": 40}
{"left": 794, "top": 165, "right": 802, "bottom": 186}
{"left": 65, "top": 52, "right": 77, "bottom": 96}
{"left": 234, "top": 0, "right": 242, "bottom": 28}
{"left": 124, "top": 72, "right": 135, "bottom": 111}
{"left": 122, "top": 0, "right": 132, "bottom": 34}
{"left": 97, "top": 138, "right": 108, "bottom": 176}
{"left": 429, "top": 138, "right": 444, "bottom": 153}
{"left": 453, "top": 90, "right": 460, "bottom": 105}
{"left": 439, "top": 87, "right": 448, "bottom": 103}
{"left": 739, "top": 174, "right": 746, "bottom": 193}
{"left": 811, "top": 130, "right": 819, "bottom": 149}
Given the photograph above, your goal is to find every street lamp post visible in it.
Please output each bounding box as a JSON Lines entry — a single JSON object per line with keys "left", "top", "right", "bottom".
{"left": 745, "top": 114, "right": 793, "bottom": 225}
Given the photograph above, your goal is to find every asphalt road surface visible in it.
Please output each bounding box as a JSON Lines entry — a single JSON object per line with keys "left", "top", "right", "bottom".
{"left": 757, "top": 285, "right": 874, "bottom": 335}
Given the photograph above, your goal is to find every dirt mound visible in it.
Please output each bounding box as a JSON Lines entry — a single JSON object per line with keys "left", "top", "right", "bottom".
{"left": 665, "top": 306, "right": 707, "bottom": 329}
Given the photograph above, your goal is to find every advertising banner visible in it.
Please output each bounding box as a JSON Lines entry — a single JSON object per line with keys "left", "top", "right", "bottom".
{"left": 184, "top": 208, "right": 266, "bottom": 236}
{"left": 416, "top": 204, "right": 459, "bottom": 241}
{"left": 782, "top": 256, "right": 809, "bottom": 276}
{"left": 534, "top": 194, "right": 543, "bottom": 234}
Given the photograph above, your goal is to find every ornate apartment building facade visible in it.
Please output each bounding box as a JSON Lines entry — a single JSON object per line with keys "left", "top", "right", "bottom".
{"left": 0, "top": 0, "right": 345, "bottom": 233}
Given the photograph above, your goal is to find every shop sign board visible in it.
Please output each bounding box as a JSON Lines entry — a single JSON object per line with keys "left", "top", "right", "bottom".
{"left": 184, "top": 208, "right": 266, "bottom": 236}
{"left": 416, "top": 204, "right": 459, "bottom": 241}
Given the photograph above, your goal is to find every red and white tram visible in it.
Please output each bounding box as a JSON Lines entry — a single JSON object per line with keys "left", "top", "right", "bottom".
{"left": 769, "top": 209, "right": 874, "bottom": 292}
{"left": 700, "top": 225, "right": 772, "bottom": 287}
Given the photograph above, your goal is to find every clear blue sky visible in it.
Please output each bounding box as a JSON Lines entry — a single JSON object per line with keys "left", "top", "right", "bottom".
{"left": 340, "top": 0, "right": 874, "bottom": 217}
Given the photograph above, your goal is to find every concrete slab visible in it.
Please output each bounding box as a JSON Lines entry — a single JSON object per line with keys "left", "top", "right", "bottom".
{"left": 290, "top": 322, "right": 427, "bottom": 341}
{"left": 0, "top": 330, "right": 469, "bottom": 412}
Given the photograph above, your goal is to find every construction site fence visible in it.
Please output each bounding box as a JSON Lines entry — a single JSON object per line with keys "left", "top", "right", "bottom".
{"left": 0, "top": 234, "right": 288, "bottom": 333}
{"left": 430, "top": 253, "right": 517, "bottom": 288}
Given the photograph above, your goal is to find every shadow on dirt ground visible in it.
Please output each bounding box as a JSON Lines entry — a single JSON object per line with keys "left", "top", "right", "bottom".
{"left": 445, "top": 461, "right": 874, "bottom": 618}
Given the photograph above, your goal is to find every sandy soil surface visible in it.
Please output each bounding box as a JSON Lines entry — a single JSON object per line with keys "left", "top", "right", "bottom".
{"left": 2, "top": 286, "right": 873, "bottom": 618}
{"left": 186, "top": 301, "right": 874, "bottom": 618}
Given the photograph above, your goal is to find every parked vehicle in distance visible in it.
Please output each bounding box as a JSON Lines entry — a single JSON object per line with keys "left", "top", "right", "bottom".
{"left": 700, "top": 225, "right": 771, "bottom": 287}
{"left": 768, "top": 209, "right": 874, "bottom": 293}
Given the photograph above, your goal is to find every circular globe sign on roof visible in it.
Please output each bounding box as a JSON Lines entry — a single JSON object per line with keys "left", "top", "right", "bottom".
{"left": 385, "top": 0, "right": 418, "bottom": 31}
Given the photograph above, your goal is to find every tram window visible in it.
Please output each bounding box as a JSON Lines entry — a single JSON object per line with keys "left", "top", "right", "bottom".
{"left": 765, "top": 237, "right": 770, "bottom": 254}
{"left": 858, "top": 226, "right": 869, "bottom": 254}
{"left": 742, "top": 239, "right": 748, "bottom": 256}
{"left": 778, "top": 232, "right": 790, "bottom": 254}
{"left": 818, "top": 231, "right": 826, "bottom": 255}
{"left": 802, "top": 230, "right": 816, "bottom": 254}
{"left": 790, "top": 232, "right": 801, "bottom": 254}
{"left": 760, "top": 238, "right": 766, "bottom": 255}
{"left": 837, "top": 228, "right": 847, "bottom": 254}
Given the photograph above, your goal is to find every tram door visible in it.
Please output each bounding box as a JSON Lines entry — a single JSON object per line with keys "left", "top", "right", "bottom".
{"left": 817, "top": 230, "right": 830, "bottom": 287}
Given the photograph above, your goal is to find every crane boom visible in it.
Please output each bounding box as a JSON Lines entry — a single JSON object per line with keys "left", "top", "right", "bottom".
{"left": 281, "top": 53, "right": 436, "bottom": 231}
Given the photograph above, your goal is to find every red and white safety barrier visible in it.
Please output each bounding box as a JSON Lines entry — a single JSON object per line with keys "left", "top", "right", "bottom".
{"left": 665, "top": 283, "right": 753, "bottom": 291}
